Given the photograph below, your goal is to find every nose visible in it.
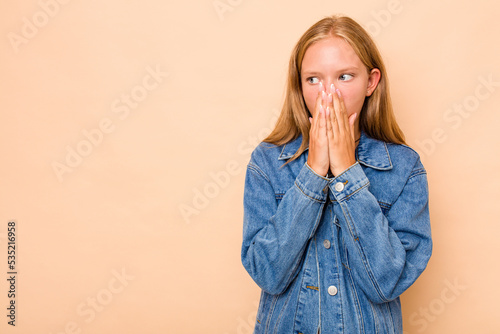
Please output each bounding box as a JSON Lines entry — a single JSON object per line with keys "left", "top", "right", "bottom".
{"left": 322, "top": 79, "right": 335, "bottom": 93}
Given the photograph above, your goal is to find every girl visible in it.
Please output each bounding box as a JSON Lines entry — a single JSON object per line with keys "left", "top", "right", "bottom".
{"left": 241, "top": 15, "right": 432, "bottom": 333}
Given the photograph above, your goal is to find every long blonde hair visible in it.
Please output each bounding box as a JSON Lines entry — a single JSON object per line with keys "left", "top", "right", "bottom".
{"left": 264, "top": 15, "right": 406, "bottom": 162}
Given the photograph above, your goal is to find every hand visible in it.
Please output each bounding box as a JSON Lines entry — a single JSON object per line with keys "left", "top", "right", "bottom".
{"left": 307, "top": 82, "right": 330, "bottom": 177}
{"left": 325, "top": 84, "right": 358, "bottom": 176}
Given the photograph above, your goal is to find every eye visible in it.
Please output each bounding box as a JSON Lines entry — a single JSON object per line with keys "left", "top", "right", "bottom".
{"left": 339, "top": 74, "right": 354, "bottom": 81}
{"left": 307, "top": 77, "right": 320, "bottom": 84}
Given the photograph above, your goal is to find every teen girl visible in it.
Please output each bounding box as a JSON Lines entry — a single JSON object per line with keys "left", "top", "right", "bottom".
{"left": 242, "top": 15, "right": 432, "bottom": 334}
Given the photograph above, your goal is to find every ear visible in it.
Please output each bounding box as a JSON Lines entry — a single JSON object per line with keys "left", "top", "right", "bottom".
{"left": 366, "top": 68, "right": 381, "bottom": 97}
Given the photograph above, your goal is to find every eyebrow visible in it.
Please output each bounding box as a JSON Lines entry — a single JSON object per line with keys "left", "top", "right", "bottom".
{"left": 302, "top": 66, "right": 361, "bottom": 75}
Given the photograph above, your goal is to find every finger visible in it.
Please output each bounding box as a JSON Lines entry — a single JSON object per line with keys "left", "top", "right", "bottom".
{"left": 326, "top": 85, "right": 336, "bottom": 127}
{"left": 310, "top": 104, "right": 322, "bottom": 137}
{"left": 330, "top": 85, "right": 341, "bottom": 134}
{"left": 317, "top": 88, "right": 329, "bottom": 118}
{"left": 326, "top": 103, "right": 333, "bottom": 130}
{"left": 336, "top": 88, "right": 350, "bottom": 133}
{"left": 348, "top": 113, "right": 357, "bottom": 141}
{"left": 318, "top": 104, "right": 326, "bottom": 131}
{"left": 309, "top": 112, "right": 317, "bottom": 137}
{"left": 325, "top": 105, "right": 334, "bottom": 142}
{"left": 328, "top": 84, "right": 334, "bottom": 111}
{"left": 312, "top": 90, "right": 323, "bottom": 119}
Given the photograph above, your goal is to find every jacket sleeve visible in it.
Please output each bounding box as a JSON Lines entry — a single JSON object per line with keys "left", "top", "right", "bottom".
{"left": 241, "top": 161, "right": 329, "bottom": 295}
{"left": 331, "top": 160, "right": 432, "bottom": 303}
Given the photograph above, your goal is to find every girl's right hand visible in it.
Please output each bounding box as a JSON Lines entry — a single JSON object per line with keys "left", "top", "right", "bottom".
{"left": 307, "top": 82, "right": 330, "bottom": 177}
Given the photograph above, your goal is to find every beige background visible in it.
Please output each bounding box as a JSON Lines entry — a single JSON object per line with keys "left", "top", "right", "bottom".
{"left": 1, "top": 0, "right": 499, "bottom": 333}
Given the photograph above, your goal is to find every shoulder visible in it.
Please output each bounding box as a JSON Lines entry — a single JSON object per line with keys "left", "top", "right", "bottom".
{"left": 386, "top": 142, "right": 426, "bottom": 177}
{"left": 357, "top": 132, "right": 425, "bottom": 180}
{"left": 249, "top": 142, "right": 282, "bottom": 164}
{"left": 247, "top": 143, "right": 282, "bottom": 178}
{"left": 249, "top": 136, "right": 304, "bottom": 168}
{"left": 358, "top": 135, "right": 428, "bottom": 203}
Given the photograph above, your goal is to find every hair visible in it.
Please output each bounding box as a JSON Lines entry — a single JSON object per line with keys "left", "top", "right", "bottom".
{"left": 264, "top": 14, "right": 406, "bottom": 162}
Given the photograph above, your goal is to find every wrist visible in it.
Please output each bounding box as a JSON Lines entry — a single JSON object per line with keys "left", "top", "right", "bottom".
{"left": 306, "top": 160, "right": 328, "bottom": 177}
{"left": 331, "top": 160, "right": 356, "bottom": 177}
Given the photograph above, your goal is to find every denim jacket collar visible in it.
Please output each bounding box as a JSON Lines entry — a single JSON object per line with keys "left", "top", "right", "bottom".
{"left": 278, "top": 131, "right": 393, "bottom": 171}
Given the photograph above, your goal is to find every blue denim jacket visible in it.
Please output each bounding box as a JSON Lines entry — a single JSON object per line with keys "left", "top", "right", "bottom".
{"left": 241, "top": 131, "right": 432, "bottom": 334}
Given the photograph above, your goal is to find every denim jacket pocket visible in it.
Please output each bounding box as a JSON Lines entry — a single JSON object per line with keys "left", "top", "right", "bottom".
{"left": 275, "top": 193, "right": 285, "bottom": 204}
{"left": 293, "top": 240, "right": 321, "bottom": 334}
{"left": 378, "top": 201, "right": 391, "bottom": 216}
{"left": 369, "top": 301, "right": 398, "bottom": 334}
{"left": 254, "top": 291, "right": 278, "bottom": 333}
{"left": 338, "top": 230, "right": 365, "bottom": 332}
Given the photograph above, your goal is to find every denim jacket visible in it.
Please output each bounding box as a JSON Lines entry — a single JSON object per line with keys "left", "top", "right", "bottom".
{"left": 241, "top": 131, "right": 432, "bottom": 334}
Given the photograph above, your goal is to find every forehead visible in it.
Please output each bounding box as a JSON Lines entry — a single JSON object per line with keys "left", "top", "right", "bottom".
{"left": 301, "top": 36, "right": 362, "bottom": 71}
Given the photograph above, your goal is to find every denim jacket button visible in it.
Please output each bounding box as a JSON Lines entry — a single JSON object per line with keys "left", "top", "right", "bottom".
{"left": 334, "top": 182, "right": 345, "bottom": 192}
{"left": 323, "top": 239, "right": 331, "bottom": 249}
{"left": 328, "top": 285, "right": 338, "bottom": 296}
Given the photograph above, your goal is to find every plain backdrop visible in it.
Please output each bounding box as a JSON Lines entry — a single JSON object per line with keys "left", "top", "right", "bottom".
{"left": 1, "top": 0, "right": 499, "bottom": 333}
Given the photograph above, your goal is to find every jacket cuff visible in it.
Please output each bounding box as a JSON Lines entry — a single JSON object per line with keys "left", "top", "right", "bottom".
{"left": 294, "top": 163, "right": 330, "bottom": 202}
{"left": 329, "top": 162, "right": 370, "bottom": 202}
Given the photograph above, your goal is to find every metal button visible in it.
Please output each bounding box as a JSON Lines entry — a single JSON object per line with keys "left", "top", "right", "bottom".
{"left": 323, "top": 239, "right": 331, "bottom": 249}
{"left": 328, "top": 285, "right": 338, "bottom": 296}
{"left": 334, "top": 182, "right": 344, "bottom": 192}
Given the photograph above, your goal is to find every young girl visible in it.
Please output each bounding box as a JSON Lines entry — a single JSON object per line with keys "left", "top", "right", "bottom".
{"left": 241, "top": 15, "right": 432, "bottom": 333}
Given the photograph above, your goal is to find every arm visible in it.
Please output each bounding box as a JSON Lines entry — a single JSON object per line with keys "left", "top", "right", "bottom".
{"left": 241, "top": 161, "right": 329, "bottom": 295}
{"left": 331, "top": 160, "right": 432, "bottom": 303}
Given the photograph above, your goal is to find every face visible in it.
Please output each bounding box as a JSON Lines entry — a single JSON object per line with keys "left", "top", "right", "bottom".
{"left": 300, "top": 36, "right": 380, "bottom": 130}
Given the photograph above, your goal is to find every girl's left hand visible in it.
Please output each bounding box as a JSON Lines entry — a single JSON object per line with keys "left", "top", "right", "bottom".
{"left": 325, "top": 84, "right": 358, "bottom": 176}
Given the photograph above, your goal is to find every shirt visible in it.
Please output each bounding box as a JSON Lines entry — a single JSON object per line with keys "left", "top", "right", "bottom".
{"left": 241, "top": 131, "right": 432, "bottom": 334}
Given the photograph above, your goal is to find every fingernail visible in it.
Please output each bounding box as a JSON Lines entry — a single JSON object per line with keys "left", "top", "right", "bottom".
{"left": 322, "top": 91, "right": 327, "bottom": 101}
{"left": 330, "top": 83, "right": 335, "bottom": 93}
{"left": 319, "top": 81, "right": 323, "bottom": 91}
{"left": 336, "top": 89, "right": 342, "bottom": 97}
{"left": 325, "top": 106, "right": 330, "bottom": 116}
{"left": 328, "top": 93, "right": 333, "bottom": 103}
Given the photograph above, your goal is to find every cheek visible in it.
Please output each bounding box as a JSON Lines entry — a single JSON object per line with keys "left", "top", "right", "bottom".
{"left": 342, "top": 88, "right": 367, "bottom": 115}
{"left": 302, "top": 88, "right": 317, "bottom": 113}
